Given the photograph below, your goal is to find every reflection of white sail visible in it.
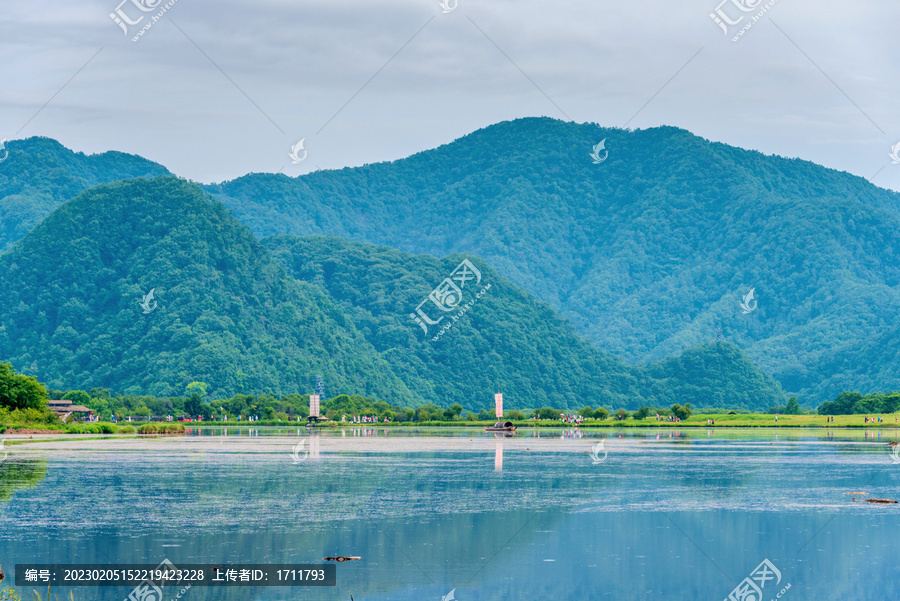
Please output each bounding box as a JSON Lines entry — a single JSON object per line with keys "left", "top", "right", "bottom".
{"left": 494, "top": 440, "right": 503, "bottom": 472}
{"left": 309, "top": 433, "right": 320, "bottom": 460}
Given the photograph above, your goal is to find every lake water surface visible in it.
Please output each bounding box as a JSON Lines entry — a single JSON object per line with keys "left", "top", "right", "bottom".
{"left": 1, "top": 427, "right": 898, "bottom": 600}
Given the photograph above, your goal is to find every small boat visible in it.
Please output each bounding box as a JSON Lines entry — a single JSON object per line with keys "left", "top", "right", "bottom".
{"left": 486, "top": 421, "right": 516, "bottom": 433}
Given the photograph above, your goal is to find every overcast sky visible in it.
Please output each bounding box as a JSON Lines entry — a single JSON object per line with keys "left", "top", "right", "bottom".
{"left": 2, "top": 0, "right": 898, "bottom": 191}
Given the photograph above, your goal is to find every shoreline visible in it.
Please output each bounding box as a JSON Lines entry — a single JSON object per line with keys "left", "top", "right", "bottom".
{"left": 3, "top": 421, "right": 900, "bottom": 436}
{"left": 3, "top": 413, "right": 900, "bottom": 436}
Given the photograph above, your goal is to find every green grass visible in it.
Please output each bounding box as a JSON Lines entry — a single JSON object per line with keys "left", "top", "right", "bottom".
{"left": 0, "top": 424, "right": 66, "bottom": 433}
{"left": 4, "top": 414, "right": 899, "bottom": 435}
{"left": 0, "top": 422, "right": 139, "bottom": 435}
{"left": 322, "top": 414, "right": 900, "bottom": 429}
{"left": 64, "top": 423, "right": 117, "bottom": 434}
{"left": 63, "top": 422, "right": 139, "bottom": 434}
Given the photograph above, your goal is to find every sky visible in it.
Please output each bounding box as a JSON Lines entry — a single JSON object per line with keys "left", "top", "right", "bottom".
{"left": 1, "top": 0, "right": 899, "bottom": 191}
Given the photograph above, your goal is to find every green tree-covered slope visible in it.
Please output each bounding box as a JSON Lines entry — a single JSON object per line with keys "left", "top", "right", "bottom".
{"left": 0, "top": 177, "right": 783, "bottom": 410}
{"left": 0, "top": 176, "right": 416, "bottom": 401}
{"left": 643, "top": 341, "right": 786, "bottom": 410}
{"left": 0, "top": 137, "right": 171, "bottom": 251}
{"left": 265, "top": 235, "right": 784, "bottom": 410}
{"left": 205, "top": 118, "right": 900, "bottom": 404}
{"left": 3, "top": 126, "right": 895, "bottom": 404}
{"left": 264, "top": 235, "right": 645, "bottom": 409}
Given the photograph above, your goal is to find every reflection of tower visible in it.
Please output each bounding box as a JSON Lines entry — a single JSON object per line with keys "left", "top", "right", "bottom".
{"left": 309, "top": 432, "right": 321, "bottom": 460}
{"left": 495, "top": 391, "right": 503, "bottom": 418}
{"left": 494, "top": 439, "right": 503, "bottom": 472}
{"left": 316, "top": 374, "right": 325, "bottom": 399}
{"left": 309, "top": 394, "right": 320, "bottom": 418}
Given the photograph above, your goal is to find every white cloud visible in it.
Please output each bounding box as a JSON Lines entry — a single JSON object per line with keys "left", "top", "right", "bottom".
{"left": 0, "top": 0, "right": 897, "bottom": 190}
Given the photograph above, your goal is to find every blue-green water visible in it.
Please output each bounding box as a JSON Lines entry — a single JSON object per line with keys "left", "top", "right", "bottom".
{"left": 1, "top": 428, "right": 898, "bottom": 600}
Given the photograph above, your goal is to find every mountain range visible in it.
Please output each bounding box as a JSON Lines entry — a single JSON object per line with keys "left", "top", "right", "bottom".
{"left": 1, "top": 118, "right": 898, "bottom": 404}
{"left": 0, "top": 176, "right": 783, "bottom": 410}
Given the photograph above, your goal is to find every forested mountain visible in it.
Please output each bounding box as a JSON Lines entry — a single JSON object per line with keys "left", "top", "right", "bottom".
{"left": 0, "top": 177, "right": 783, "bottom": 409}
{"left": 204, "top": 118, "right": 900, "bottom": 404}
{"left": 4, "top": 121, "right": 897, "bottom": 404}
{"left": 265, "top": 235, "right": 784, "bottom": 410}
{"left": 0, "top": 137, "right": 170, "bottom": 251}
{"left": 0, "top": 176, "right": 416, "bottom": 401}
{"left": 264, "top": 235, "right": 644, "bottom": 409}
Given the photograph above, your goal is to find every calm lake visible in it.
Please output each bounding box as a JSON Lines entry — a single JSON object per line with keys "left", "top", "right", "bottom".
{"left": 1, "top": 427, "right": 898, "bottom": 600}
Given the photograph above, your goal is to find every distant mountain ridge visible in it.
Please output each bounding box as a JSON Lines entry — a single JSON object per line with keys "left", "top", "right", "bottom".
{"left": 0, "top": 176, "right": 784, "bottom": 410}
{"left": 0, "top": 137, "right": 171, "bottom": 251}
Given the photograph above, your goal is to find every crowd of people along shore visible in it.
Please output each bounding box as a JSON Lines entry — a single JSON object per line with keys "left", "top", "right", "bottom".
{"left": 342, "top": 414, "right": 391, "bottom": 423}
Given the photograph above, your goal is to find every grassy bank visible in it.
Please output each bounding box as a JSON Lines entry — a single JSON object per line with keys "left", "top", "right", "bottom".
{"left": 1, "top": 421, "right": 186, "bottom": 435}
{"left": 3, "top": 414, "right": 899, "bottom": 435}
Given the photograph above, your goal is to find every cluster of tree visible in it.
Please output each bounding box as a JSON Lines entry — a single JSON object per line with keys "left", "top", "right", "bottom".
{"left": 46, "top": 383, "right": 315, "bottom": 422}
{"left": 769, "top": 397, "right": 804, "bottom": 415}
{"left": 0, "top": 362, "right": 47, "bottom": 410}
{"left": 0, "top": 362, "right": 56, "bottom": 426}
{"left": 39, "top": 379, "right": 700, "bottom": 423}
{"left": 816, "top": 391, "right": 900, "bottom": 415}
{"left": 42, "top": 384, "right": 571, "bottom": 423}
{"left": 7, "top": 354, "right": 898, "bottom": 426}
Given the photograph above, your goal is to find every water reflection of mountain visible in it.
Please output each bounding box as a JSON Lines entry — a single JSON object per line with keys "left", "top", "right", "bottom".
{"left": 0, "top": 458, "right": 47, "bottom": 502}
{"left": 2, "top": 444, "right": 897, "bottom": 601}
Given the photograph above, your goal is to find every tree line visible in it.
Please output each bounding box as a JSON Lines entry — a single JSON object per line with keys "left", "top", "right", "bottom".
{"left": 1, "top": 363, "right": 898, "bottom": 426}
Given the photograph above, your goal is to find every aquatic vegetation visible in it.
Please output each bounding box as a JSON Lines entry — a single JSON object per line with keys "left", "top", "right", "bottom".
{"left": 0, "top": 459, "right": 48, "bottom": 502}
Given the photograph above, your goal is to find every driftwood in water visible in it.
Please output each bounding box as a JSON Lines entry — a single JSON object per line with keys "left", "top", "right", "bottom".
{"left": 852, "top": 498, "right": 898, "bottom": 505}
